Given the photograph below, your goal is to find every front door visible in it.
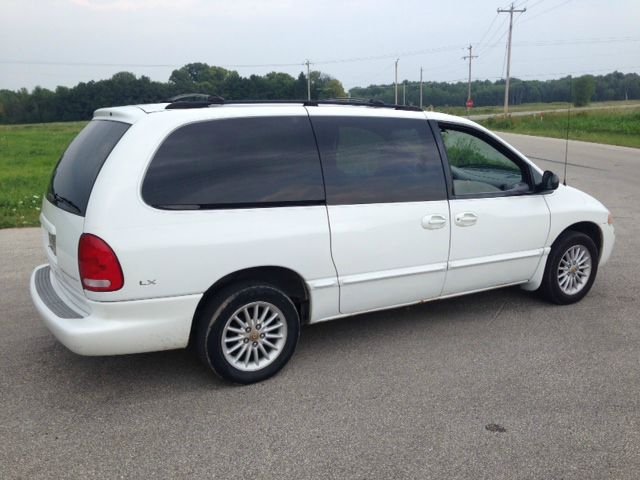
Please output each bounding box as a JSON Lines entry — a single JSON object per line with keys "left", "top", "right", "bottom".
{"left": 436, "top": 122, "right": 550, "bottom": 296}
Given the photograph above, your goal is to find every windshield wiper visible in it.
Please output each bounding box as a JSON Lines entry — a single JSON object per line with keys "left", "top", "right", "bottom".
{"left": 52, "top": 193, "right": 81, "bottom": 214}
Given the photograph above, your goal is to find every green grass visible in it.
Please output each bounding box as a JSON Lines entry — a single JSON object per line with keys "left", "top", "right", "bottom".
{"left": 478, "top": 107, "right": 640, "bottom": 149}
{"left": 0, "top": 122, "right": 86, "bottom": 228}
{"left": 439, "top": 101, "right": 571, "bottom": 117}
{"left": 436, "top": 99, "right": 640, "bottom": 117}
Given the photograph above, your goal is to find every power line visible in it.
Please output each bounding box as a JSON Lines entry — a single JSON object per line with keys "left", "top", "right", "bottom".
{"left": 518, "top": 0, "right": 572, "bottom": 24}
{"left": 525, "top": 0, "right": 549, "bottom": 10}
{"left": 475, "top": 12, "right": 500, "bottom": 49}
{"left": 1, "top": 36, "right": 636, "bottom": 71}
{"left": 476, "top": 15, "right": 509, "bottom": 56}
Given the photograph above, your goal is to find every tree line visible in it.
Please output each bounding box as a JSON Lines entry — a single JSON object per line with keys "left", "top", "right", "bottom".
{"left": 0, "top": 63, "right": 638, "bottom": 124}
{"left": 352, "top": 72, "right": 640, "bottom": 108}
{"left": 0, "top": 63, "right": 346, "bottom": 124}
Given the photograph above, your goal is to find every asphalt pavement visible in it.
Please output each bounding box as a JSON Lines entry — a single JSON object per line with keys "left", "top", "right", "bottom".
{"left": 1, "top": 133, "right": 639, "bottom": 479}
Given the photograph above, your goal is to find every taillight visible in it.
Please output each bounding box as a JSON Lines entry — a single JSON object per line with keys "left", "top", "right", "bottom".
{"left": 78, "top": 234, "right": 124, "bottom": 292}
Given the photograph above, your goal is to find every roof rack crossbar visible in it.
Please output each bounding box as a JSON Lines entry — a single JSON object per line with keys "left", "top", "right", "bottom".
{"left": 302, "top": 99, "right": 421, "bottom": 112}
{"left": 165, "top": 94, "right": 225, "bottom": 109}
{"left": 164, "top": 96, "right": 422, "bottom": 112}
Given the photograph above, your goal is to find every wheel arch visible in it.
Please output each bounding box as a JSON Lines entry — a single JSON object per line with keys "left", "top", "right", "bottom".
{"left": 189, "top": 266, "right": 311, "bottom": 345}
{"left": 552, "top": 221, "right": 603, "bottom": 259}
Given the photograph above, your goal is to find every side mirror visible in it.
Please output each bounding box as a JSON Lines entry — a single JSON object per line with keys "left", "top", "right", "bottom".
{"left": 536, "top": 170, "right": 560, "bottom": 193}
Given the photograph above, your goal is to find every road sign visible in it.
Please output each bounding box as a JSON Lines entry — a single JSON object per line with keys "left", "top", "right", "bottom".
{"left": 466, "top": 99, "right": 474, "bottom": 108}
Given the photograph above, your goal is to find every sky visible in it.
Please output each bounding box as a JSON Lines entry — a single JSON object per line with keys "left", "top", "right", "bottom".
{"left": 1, "top": 0, "right": 639, "bottom": 92}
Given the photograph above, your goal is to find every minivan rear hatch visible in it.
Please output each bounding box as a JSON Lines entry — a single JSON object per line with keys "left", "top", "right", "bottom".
{"left": 41, "top": 120, "right": 130, "bottom": 310}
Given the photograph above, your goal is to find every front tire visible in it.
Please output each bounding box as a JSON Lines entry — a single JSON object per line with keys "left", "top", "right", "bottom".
{"left": 539, "top": 231, "right": 599, "bottom": 305}
{"left": 195, "top": 283, "right": 300, "bottom": 384}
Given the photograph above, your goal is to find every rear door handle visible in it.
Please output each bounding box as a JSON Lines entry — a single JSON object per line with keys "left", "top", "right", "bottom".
{"left": 422, "top": 214, "right": 447, "bottom": 230}
{"left": 455, "top": 212, "right": 478, "bottom": 227}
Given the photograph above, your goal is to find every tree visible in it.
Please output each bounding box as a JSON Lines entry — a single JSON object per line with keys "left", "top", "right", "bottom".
{"left": 309, "top": 71, "right": 346, "bottom": 99}
{"left": 572, "top": 75, "right": 596, "bottom": 107}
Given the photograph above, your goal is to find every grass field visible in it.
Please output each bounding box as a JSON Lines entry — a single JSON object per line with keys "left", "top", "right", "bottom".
{"left": 438, "top": 99, "right": 640, "bottom": 117}
{"left": 478, "top": 106, "right": 640, "bottom": 149}
{"left": 0, "top": 122, "right": 86, "bottom": 228}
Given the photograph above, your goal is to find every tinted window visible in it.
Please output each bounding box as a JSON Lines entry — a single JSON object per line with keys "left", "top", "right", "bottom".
{"left": 142, "top": 116, "right": 324, "bottom": 208}
{"left": 439, "top": 126, "right": 529, "bottom": 196}
{"left": 311, "top": 116, "right": 446, "bottom": 204}
{"left": 47, "top": 120, "right": 130, "bottom": 215}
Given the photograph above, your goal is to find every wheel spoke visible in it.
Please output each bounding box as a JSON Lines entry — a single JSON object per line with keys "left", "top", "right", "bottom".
{"left": 227, "top": 342, "right": 244, "bottom": 355}
{"left": 262, "top": 338, "right": 278, "bottom": 349}
{"left": 234, "top": 344, "right": 248, "bottom": 362}
{"left": 244, "top": 345, "right": 252, "bottom": 366}
{"left": 243, "top": 309, "right": 253, "bottom": 328}
{"left": 262, "top": 312, "right": 279, "bottom": 328}
{"left": 233, "top": 315, "right": 248, "bottom": 329}
{"left": 262, "top": 322, "right": 282, "bottom": 333}
{"left": 258, "top": 343, "right": 270, "bottom": 359}
{"left": 224, "top": 335, "right": 244, "bottom": 343}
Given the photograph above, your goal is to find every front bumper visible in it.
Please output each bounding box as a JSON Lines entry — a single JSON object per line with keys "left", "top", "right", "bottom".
{"left": 30, "top": 264, "right": 202, "bottom": 356}
{"left": 599, "top": 223, "right": 615, "bottom": 266}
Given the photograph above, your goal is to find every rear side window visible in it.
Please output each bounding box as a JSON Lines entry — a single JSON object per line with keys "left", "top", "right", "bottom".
{"left": 47, "top": 120, "right": 130, "bottom": 216}
{"left": 310, "top": 116, "right": 446, "bottom": 205}
{"left": 142, "top": 116, "right": 324, "bottom": 208}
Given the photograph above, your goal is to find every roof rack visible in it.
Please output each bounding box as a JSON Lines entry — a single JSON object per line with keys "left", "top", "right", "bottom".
{"left": 165, "top": 94, "right": 225, "bottom": 109}
{"left": 164, "top": 95, "right": 422, "bottom": 112}
{"left": 303, "top": 98, "right": 422, "bottom": 112}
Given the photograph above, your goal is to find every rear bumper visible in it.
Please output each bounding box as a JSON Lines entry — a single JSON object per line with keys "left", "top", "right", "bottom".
{"left": 30, "top": 264, "right": 202, "bottom": 356}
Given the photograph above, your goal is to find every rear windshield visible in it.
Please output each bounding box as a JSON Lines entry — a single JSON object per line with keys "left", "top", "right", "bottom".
{"left": 47, "top": 120, "right": 130, "bottom": 216}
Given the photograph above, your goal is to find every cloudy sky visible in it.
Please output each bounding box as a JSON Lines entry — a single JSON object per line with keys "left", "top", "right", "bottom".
{"left": 1, "top": 0, "right": 639, "bottom": 92}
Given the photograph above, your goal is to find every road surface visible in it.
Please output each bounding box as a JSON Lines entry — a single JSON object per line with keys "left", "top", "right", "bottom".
{"left": 1, "top": 134, "right": 639, "bottom": 479}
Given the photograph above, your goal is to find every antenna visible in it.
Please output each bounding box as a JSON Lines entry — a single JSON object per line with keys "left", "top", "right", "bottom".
{"left": 563, "top": 75, "right": 572, "bottom": 186}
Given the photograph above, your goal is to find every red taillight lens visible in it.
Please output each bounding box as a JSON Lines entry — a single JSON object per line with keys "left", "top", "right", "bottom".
{"left": 78, "top": 234, "right": 124, "bottom": 292}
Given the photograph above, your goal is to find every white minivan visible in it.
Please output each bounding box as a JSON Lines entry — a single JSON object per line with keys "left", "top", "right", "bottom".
{"left": 30, "top": 98, "right": 614, "bottom": 383}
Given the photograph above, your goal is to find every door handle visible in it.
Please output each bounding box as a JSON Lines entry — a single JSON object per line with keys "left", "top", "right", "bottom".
{"left": 422, "top": 214, "right": 447, "bottom": 230}
{"left": 455, "top": 212, "right": 478, "bottom": 227}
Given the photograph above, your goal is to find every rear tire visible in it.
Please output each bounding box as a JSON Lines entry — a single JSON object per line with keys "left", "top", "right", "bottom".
{"left": 195, "top": 283, "right": 300, "bottom": 384}
{"left": 539, "top": 231, "right": 598, "bottom": 305}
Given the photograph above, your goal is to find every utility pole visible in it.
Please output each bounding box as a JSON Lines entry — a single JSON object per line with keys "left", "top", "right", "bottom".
{"left": 419, "top": 67, "right": 423, "bottom": 109}
{"left": 403, "top": 81, "right": 406, "bottom": 105}
{"left": 462, "top": 44, "right": 478, "bottom": 113}
{"left": 498, "top": 3, "right": 526, "bottom": 114}
{"left": 305, "top": 60, "right": 311, "bottom": 101}
{"left": 394, "top": 58, "right": 399, "bottom": 104}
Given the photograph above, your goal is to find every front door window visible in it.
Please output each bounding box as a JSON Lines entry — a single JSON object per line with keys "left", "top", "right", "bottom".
{"left": 440, "top": 127, "right": 530, "bottom": 196}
